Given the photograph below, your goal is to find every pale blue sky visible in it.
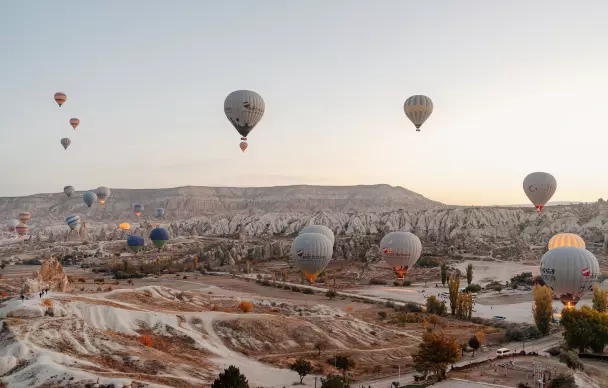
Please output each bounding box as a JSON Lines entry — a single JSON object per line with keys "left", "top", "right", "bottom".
{"left": 1, "top": 0, "right": 607, "bottom": 205}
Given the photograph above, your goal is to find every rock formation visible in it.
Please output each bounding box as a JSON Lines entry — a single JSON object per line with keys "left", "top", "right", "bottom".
{"left": 21, "top": 256, "right": 71, "bottom": 294}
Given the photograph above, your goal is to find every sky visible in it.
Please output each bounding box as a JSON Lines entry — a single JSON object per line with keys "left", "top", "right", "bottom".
{"left": 1, "top": 0, "right": 607, "bottom": 206}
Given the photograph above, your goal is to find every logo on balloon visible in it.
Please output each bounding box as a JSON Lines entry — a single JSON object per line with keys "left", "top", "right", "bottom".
{"left": 581, "top": 268, "right": 591, "bottom": 277}
{"left": 296, "top": 249, "right": 304, "bottom": 257}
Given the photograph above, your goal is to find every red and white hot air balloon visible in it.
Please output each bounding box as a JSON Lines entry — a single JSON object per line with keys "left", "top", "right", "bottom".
{"left": 54, "top": 92, "right": 67, "bottom": 107}
{"left": 239, "top": 141, "right": 248, "bottom": 152}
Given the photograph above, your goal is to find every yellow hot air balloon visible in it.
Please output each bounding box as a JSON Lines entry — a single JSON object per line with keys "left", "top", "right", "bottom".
{"left": 119, "top": 222, "right": 131, "bottom": 230}
{"left": 548, "top": 233, "right": 585, "bottom": 250}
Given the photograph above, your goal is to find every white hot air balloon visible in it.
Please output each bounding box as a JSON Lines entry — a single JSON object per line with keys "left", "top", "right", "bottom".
{"left": 540, "top": 246, "right": 600, "bottom": 307}
{"left": 523, "top": 172, "right": 557, "bottom": 212}
{"left": 379, "top": 231, "right": 422, "bottom": 279}
{"left": 224, "top": 90, "right": 265, "bottom": 142}
{"left": 299, "top": 224, "right": 335, "bottom": 246}
{"left": 291, "top": 233, "right": 333, "bottom": 283}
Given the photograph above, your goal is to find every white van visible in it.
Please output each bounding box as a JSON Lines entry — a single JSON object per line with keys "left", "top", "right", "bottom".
{"left": 496, "top": 348, "right": 511, "bottom": 358}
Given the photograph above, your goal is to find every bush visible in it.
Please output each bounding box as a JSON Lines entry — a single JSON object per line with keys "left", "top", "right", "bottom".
{"left": 291, "top": 286, "right": 301, "bottom": 292}
{"left": 303, "top": 288, "right": 314, "bottom": 294}
{"left": 326, "top": 290, "right": 338, "bottom": 300}
{"left": 465, "top": 284, "right": 482, "bottom": 293}
{"left": 238, "top": 301, "right": 253, "bottom": 313}
{"left": 369, "top": 278, "right": 388, "bottom": 285}
{"left": 378, "top": 311, "right": 387, "bottom": 320}
{"left": 402, "top": 280, "right": 412, "bottom": 286}
{"left": 402, "top": 302, "right": 423, "bottom": 313}
{"left": 392, "top": 312, "right": 425, "bottom": 324}
{"left": 426, "top": 296, "right": 447, "bottom": 316}
{"left": 416, "top": 257, "right": 442, "bottom": 268}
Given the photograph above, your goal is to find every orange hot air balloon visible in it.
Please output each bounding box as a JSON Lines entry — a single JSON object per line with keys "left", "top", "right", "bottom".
{"left": 239, "top": 141, "right": 248, "bottom": 152}
{"left": 54, "top": 92, "right": 67, "bottom": 107}
{"left": 70, "top": 118, "right": 80, "bottom": 129}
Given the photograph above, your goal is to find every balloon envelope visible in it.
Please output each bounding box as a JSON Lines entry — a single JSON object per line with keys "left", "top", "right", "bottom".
{"left": 7, "top": 219, "right": 19, "bottom": 231}
{"left": 16, "top": 223, "right": 28, "bottom": 237}
{"left": 60, "top": 138, "right": 71, "bottom": 150}
{"left": 290, "top": 233, "right": 333, "bottom": 282}
{"left": 96, "top": 187, "right": 111, "bottom": 205}
{"left": 54, "top": 92, "right": 67, "bottom": 107}
{"left": 224, "top": 90, "right": 265, "bottom": 139}
{"left": 548, "top": 233, "right": 585, "bottom": 251}
{"left": 64, "top": 186, "right": 74, "bottom": 198}
{"left": 299, "top": 225, "right": 335, "bottom": 246}
{"left": 404, "top": 95, "right": 433, "bottom": 131}
{"left": 119, "top": 222, "right": 131, "bottom": 230}
{"left": 540, "top": 246, "right": 599, "bottom": 307}
{"left": 379, "top": 231, "right": 423, "bottom": 279}
{"left": 523, "top": 172, "right": 557, "bottom": 212}
{"left": 154, "top": 208, "right": 165, "bottom": 218}
{"left": 134, "top": 204, "right": 144, "bottom": 216}
{"left": 69, "top": 118, "right": 80, "bottom": 129}
{"left": 150, "top": 227, "right": 170, "bottom": 250}
{"left": 18, "top": 212, "right": 31, "bottom": 224}
{"left": 83, "top": 191, "right": 97, "bottom": 208}
{"left": 127, "top": 235, "right": 145, "bottom": 252}
{"left": 239, "top": 141, "right": 248, "bottom": 152}
{"left": 66, "top": 215, "right": 82, "bottom": 231}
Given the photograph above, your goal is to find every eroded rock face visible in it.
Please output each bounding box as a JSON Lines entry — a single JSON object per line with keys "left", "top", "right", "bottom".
{"left": 21, "top": 256, "right": 71, "bottom": 294}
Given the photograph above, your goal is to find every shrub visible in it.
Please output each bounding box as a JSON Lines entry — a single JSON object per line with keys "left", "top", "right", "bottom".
{"left": 426, "top": 296, "right": 447, "bottom": 316}
{"left": 291, "top": 286, "right": 301, "bottom": 292}
{"left": 238, "top": 301, "right": 253, "bottom": 313}
{"left": 369, "top": 278, "right": 387, "bottom": 285}
{"left": 402, "top": 302, "right": 423, "bottom": 313}
{"left": 465, "top": 284, "right": 482, "bottom": 293}
{"left": 326, "top": 290, "right": 337, "bottom": 300}
{"left": 77, "top": 278, "right": 86, "bottom": 283}
{"left": 416, "top": 257, "right": 442, "bottom": 268}
{"left": 303, "top": 288, "right": 314, "bottom": 294}
{"left": 402, "top": 280, "right": 412, "bottom": 286}
{"left": 140, "top": 335, "right": 153, "bottom": 347}
{"left": 378, "top": 311, "right": 387, "bottom": 320}
{"left": 392, "top": 313, "right": 425, "bottom": 324}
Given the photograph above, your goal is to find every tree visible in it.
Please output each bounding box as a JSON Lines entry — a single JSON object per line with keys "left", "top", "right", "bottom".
{"left": 561, "top": 305, "right": 608, "bottom": 353}
{"left": 548, "top": 373, "right": 577, "bottom": 388}
{"left": 592, "top": 284, "right": 608, "bottom": 313}
{"left": 212, "top": 365, "right": 249, "bottom": 388}
{"left": 466, "top": 263, "right": 473, "bottom": 285}
{"left": 290, "top": 358, "right": 313, "bottom": 384}
{"left": 448, "top": 275, "right": 460, "bottom": 316}
{"left": 456, "top": 292, "right": 473, "bottom": 320}
{"left": 426, "top": 296, "right": 447, "bottom": 316}
{"left": 440, "top": 263, "right": 448, "bottom": 286}
{"left": 558, "top": 350, "right": 584, "bottom": 371}
{"left": 468, "top": 336, "right": 480, "bottom": 356}
{"left": 532, "top": 285, "right": 553, "bottom": 335}
{"left": 427, "top": 314, "right": 441, "bottom": 328}
{"left": 412, "top": 331, "right": 460, "bottom": 381}
{"left": 326, "top": 289, "right": 337, "bottom": 300}
{"left": 334, "top": 354, "right": 355, "bottom": 379}
{"left": 315, "top": 339, "right": 328, "bottom": 356}
{"left": 320, "top": 374, "right": 350, "bottom": 388}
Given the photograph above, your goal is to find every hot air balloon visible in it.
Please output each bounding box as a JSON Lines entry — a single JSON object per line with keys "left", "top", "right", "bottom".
{"left": 540, "top": 246, "right": 599, "bottom": 307}
{"left": 224, "top": 90, "right": 265, "bottom": 147}
{"left": 96, "top": 187, "right": 111, "bottom": 205}
{"left": 154, "top": 208, "right": 165, "bottom": 218}
{"left": 6, "top": 219, "right": 19, "bottom": 232}
{"left": 299, "top": 225, "right": 335, "bottom": 246}
{"left": 239, "top": 141, "right": 248, "bottom": 152}
{"left": 290, "top": 233, "right": 333, "bottom": 283}
{"left": 60, "top": 138, "right": 71, "bottom": 150}
{"left": 69, "top": 118, "right": 80, "bottom": 130}
{"left": 18, "top": 212, "right": 31, "bottom": 224}
{"left": 134, "top": 204, "right": 144, "bottom": 216}
{"left": 66, "top": 215, "right": 82, "bottom": 231}
{"left": 63, "top": 186, "right": 74, "bottom": 198}
{"left": 54, "top": 92, "right": 67, "bottom": 107}
{"left": 523, "top": 172, "right": 557, "bottom": 212}
{"left": 150, "top": 227, "right": 170, "bottom": 250}
{"left": 83, "top": 191, "right": 97, "bottom": 208}
{"left": 119, "top": 222, "right": 131, "bottom": 230}
{"left": 127, "top": 235, "right": 145, "bottom": 252}
{"left": 404, "top": 95, "right": 433, "bottom": 132}
{"left": 379, "top": 231, "right": 423, "bottom": 279}
{"left": 16, "top": 223, "right": 28, "bottom": 237}
{"left": 548, "top": 233, "right": 585, "bottom": 251}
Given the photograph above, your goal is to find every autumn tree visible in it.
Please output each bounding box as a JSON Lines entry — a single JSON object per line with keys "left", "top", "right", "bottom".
{"left": 448, "top": 275, "right": 461, "bottom": 316}
{"left": 560, "top": 305, "right": 608, "bottom": 353}
{"left": 532, "top": 285, "right": 553, "bottom": 335}
{"left": 212, "top": 365, "right": 249, "bottom": 388}
{"left": 334, "top": 354, "right": 355, "bottom": 379}
{"left": 412, "top": 331, "right": 460, "bottom": 381}
{"left": 193, "top": 256, "right": 199, "bottom": 271}
{"left": 456, "top": 292, "right": 473, "bottom": 320}
{"left": 592, "top": 284, "right": 608, "bottom": 313}
{"left": 426, "top": 314, "right": 441, "bottom": 328}
{"left": 466, "top": 263, "right": 473, "bottom": 285}
{"left": 290, "top": 358, "right": 313, "bottom": 384}
{"left": 440, "top": 263, "right": 448, "bottom": 286}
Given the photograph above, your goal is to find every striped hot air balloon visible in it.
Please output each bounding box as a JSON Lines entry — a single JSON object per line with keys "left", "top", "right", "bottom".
{"left": 66, "top": 215, "right": 82, "bottom": 231}
{"left": 18, "top": 212, "right": 31, "bottom": 224}
{"left": 69, "top": 118, "right": 80, "bottom": 130}
{"left": 54, "top": 92, "right": 67, "bottom": 107}
{"left": 548, "top": 233, "right": 585, "bottom": 251}
{"left": 60, "top": 138, "right": 71, "bottom": 150}
{"left": 239, "top": 141, "right": 248, "bottom": 152}
{"left": 150, "top": 227, "right": 170, "bottom": 250}
{"left": 16, "top": 223, "right": 28, "bottom": 237}
{"left": 404, "top": 95, "right": 433, "bottom": 132}
{"left": 134, "top": 204, "right": 144, "bottom": 216}
{"left": 224, "top": 90, "right": 265, "bottom": 149}
{"left": 127, "top": 235, "right": 145, "bottom": 252}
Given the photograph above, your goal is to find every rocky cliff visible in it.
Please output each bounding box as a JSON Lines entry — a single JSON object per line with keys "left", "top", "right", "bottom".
{"left": 21, "top": 256, "right": 71, "bottom": 294}
{"left": 0, "top": 184, "right": 442, "bottom": 225}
